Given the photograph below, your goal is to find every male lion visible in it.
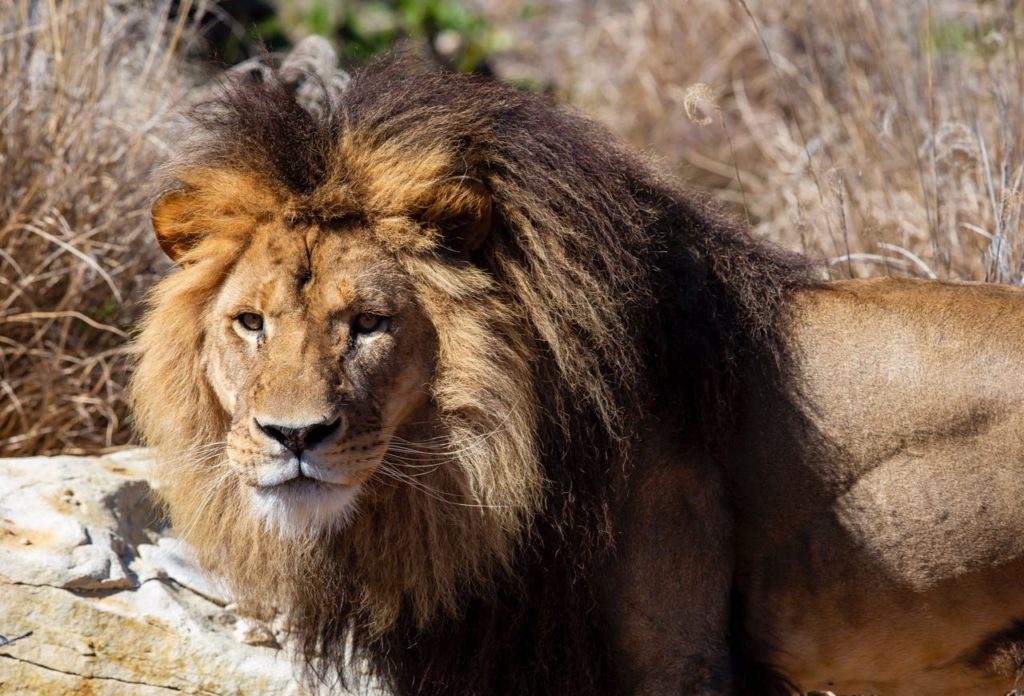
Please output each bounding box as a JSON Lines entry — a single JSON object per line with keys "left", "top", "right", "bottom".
{"left": 131, "top": 57, "right": 1024, "bottom": 695}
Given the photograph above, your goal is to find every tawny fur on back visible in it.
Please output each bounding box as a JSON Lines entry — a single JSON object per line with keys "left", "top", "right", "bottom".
{"left": 131, "top": 55, "right": 814, "bottom": 695}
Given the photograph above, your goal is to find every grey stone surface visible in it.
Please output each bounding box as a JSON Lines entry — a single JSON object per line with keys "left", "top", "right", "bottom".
{"left": 0, "top": 450, "right": 302, "bottom": 695}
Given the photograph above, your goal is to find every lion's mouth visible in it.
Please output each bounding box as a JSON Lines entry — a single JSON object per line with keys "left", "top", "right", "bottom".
{"left": 243, "top": 451, "right": 379, "bottom": 490}
{"left": 254, "top": 473, "right": 343, "bottom": 493}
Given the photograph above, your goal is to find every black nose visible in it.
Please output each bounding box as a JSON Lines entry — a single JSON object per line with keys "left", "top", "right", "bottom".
{"left": 256, "top": 417, "right": 341, "bottom": 456}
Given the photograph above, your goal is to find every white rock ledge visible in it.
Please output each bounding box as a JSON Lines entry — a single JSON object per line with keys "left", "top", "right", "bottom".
{"left": 0, "top": 450, "right": 302, "bottom": 695}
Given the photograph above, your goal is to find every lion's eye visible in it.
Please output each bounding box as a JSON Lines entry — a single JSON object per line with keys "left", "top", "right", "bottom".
{"left": 236, "top": 312, "right": 264, "bottom": 332}
{"left": 353, "top": 313, "right": 386, "bottom": 335}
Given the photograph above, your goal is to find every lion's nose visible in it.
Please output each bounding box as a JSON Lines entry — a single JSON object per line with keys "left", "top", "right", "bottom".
{"left": 256, "top": 417, "right": 341, "bottom": 456}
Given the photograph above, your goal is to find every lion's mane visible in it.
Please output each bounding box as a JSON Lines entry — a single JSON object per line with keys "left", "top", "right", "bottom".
{"left": 131, "top": 56, "right": 814, "bottom": 694}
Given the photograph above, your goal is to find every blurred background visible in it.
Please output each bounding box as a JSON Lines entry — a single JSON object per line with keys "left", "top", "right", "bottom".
{"left": 2, "top": 0, "right": 1023, "bottom": 456}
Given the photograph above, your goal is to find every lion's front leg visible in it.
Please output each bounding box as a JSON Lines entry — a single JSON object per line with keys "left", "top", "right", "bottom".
{"left": 600, "top": 453, "right": 737, "bottom": 695}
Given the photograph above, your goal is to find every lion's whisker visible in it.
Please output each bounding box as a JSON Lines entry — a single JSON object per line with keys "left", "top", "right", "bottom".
{"left": 380, "top": 455, "right": 448, "bottom": 469}
{"left": 164, "top": 442, "right": 228, "bottom": 468}
{"left": 381, "top": 455, "right": 445, "bottom": 475}
{"left": 168, "top": 450, "right": 227, "bottom": 471}
{"left": 374, "top": 464, "right": 513, "bottom": 509}
{"left": 381, "top": 447, "right": 450, "bottom": 460}
{"left": 168, "top": 456, "right": 236, "bottom": 542}
{"left": 387, "top": 420, "right": 510, "bottom": 458}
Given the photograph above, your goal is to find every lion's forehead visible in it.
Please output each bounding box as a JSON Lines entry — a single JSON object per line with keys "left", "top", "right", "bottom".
{"left": 224, "top": 224, "right": 410, "bottom": 318}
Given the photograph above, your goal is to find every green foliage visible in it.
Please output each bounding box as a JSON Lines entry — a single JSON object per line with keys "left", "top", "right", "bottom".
{"left": 93, "top": 299, "right": 119, "bottom": 322}
{"left": 265, "top": 0, "right": 499, "bottom": 73}
{"left": 925, "top": 17, "right": 1003, "bottom": 59}
{"left": 307, "top": 0, "right": 335, "bottom": 36}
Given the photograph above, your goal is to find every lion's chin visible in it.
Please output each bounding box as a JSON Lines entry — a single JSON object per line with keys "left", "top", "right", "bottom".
{"left": 249, "top": 478, "right": 362, "bottom": 538}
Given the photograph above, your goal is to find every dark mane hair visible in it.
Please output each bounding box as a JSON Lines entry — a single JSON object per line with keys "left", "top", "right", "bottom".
{"left": 167, "top": 54, "right": 816, "bottom": 695}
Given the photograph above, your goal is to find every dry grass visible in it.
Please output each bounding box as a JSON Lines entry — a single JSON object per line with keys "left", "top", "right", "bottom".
{"left": 0, "top": 0, "right": 192, "bottom": 455}
{"left": 5, "top": 0, "right": 1024, "bottom": 456}
{"left": 479, "top": 0, "right": 1024, "bottom": 282}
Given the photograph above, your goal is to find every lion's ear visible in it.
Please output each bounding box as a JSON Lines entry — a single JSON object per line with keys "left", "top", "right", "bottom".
{"left": 152, "top": 189, "right": 206, "bottom": 262}
{"left": 152, "top": 170, "right": 279, "bottom": 262}
{"left": 422, "top": 179, "right": 493, "bottom": 254}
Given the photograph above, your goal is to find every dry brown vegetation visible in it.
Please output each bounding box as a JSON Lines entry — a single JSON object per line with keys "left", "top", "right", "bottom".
{"left": 0, "top": 0, "right": 190, "bottom": 455}
{"left": 4, "top": 0, "right": 1024, "bottom": 456}
{"left": 483, "top": 0, "right": 1024, "bottom": 282}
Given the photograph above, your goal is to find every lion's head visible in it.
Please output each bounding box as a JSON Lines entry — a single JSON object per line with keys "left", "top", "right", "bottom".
{"left": 132, "top": 56, "right": 810, "bottom": 692}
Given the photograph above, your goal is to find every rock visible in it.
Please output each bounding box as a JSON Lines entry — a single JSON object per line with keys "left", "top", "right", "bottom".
{"left": 279, "top": 35, "right": 351, "bottom": 118}
{"left": 200, "top": 35, "right": 351, "bottom": 120}
{"left": 0, "top": 450, "right": 303, "bottom": 695}
{"left": 137, "top": 537, "right": 231, "bottom": 606}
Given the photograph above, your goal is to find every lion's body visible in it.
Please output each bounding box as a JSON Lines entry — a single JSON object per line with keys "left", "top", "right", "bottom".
{"left": 131, "top": 57, "right": 1024, "bottom": 695}
{"left": 742, "top": 279, "right": 1024, "bottom": 694}
{"left": 603, "top": 278, "right": 1024, "bottom": 694}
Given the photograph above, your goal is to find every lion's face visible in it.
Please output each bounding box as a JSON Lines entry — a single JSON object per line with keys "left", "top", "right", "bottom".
{"left": 203, "top": 222, "right": 436, "bottom": 535}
